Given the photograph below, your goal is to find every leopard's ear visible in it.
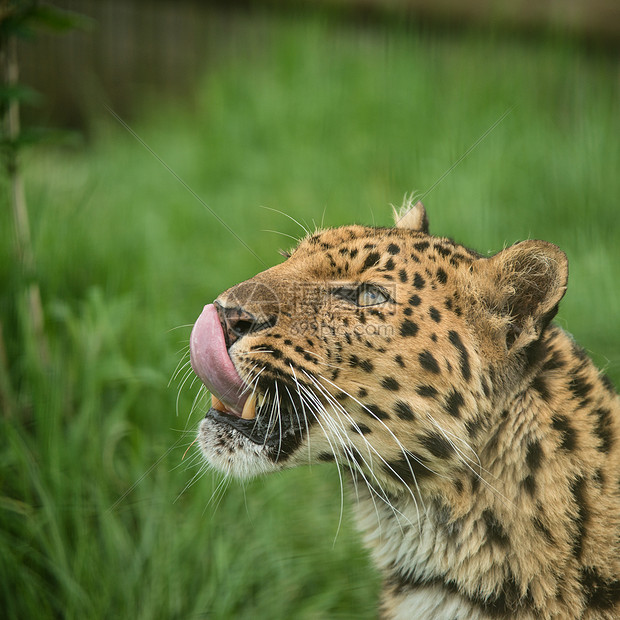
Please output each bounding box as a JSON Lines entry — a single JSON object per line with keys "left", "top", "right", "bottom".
{"left": 473, "top": 240, "right": 568, "bottom": 350}
{"left": 393, "top": 200, "right": 429, "bottom": 233}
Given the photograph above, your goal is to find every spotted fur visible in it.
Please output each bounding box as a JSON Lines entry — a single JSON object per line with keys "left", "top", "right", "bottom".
{"left": 193, "top": 202, "right": 620, "bottom": 619}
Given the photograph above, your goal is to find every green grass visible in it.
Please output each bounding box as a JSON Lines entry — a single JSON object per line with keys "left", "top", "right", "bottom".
{"left": 1, "top": 12, "right": 619, "bottom": 618}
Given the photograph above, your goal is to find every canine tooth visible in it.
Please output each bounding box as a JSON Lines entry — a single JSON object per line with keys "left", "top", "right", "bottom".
{"left": 211, "top": 395, "right": 226, "bottom": 412}
{"left": 242, "top": 393, "right": 257, "bottom": 420}
{"left": 257, "top": 392, "right": 267, "bottom": 407}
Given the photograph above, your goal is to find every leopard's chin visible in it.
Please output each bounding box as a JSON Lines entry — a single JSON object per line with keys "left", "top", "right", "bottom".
{"left": 198, "top": 414, "right": 280, "bottom": 479}
{"left": 199, "top": 399, "right": 309, "bottom": 477}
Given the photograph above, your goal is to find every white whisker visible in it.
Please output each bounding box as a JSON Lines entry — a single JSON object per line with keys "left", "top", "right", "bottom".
{"left": 260, "top": 205, "right": 310, "bottom": 236}
{"left": 304, "top": 370, "right": 429, "bottom": 519}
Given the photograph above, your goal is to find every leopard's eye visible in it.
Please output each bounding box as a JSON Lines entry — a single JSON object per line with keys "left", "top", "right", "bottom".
{"left": 357, "top": 285, "right": 388, "bottom": 307}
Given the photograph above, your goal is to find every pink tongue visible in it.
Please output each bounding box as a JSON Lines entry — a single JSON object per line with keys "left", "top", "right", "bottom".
{"left": 190, "top": 304, "right": 247, "bottom": 414}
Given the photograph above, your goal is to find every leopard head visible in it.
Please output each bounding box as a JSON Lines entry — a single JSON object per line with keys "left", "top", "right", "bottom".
{"left": 190, "top": 203, "right": 568, "bottom": 495}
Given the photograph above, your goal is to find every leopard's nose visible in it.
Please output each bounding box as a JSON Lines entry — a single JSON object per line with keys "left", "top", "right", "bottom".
{"left": 214, "top": 301, "right": 277, "bottom": 349}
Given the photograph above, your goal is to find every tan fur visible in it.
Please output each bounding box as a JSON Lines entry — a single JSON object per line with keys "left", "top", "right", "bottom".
{"left": 195, "top": 206, "right": 620, "bottom": 619}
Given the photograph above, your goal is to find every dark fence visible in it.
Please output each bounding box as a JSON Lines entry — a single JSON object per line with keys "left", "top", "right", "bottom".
{"left": 19, "top": 0, "right": 620, "bottom": 130}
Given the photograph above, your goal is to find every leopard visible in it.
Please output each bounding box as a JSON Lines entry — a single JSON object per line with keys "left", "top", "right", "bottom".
{"left": 189, "top": 201, "right": 620, "bottom": 619}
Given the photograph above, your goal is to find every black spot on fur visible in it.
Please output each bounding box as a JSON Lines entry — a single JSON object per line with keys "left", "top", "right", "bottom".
{"left": 348, "top": 354, "right": 359, "bottom": 368}
{"left": 420, "top": 432, "right": 454, "bottom": 459}
{"left": 483, "top": 509, "right": 510, "bottom": 548}
{"left": 523, "top": 339, "right": 547, "bottom": 368}
{"left": 394, "top": 354, "right": 406, "bottom": 368}
{"left": 398, "top": 268, "right": 408, "bottom": 283}
{"left": 361, "top": 252, "right": 381, "bottom": 271}
{"left": 429, "top": 307, "right": 441, "bottom": 322}
{"left": 593, "top": 469, "right": 604, "bottom": 486}
{"left": 522, "top": 474, "right": 536, "bottom": 496}
{"left": 532, "top": 375, "right": 550, "bottom": 401}
{"left": 383, "top": 257, "right": 395, "bottom": 271}
{"left": 435, "top": 244, "right": 452, "bottom": 258}
{"left": 481, "top": 376, "right": 491, "bottom": 398}
{"left": 465, "top": 416, "right": 483, "bottom": 438}
{"left": 568, "top": 375, "right": 593, "bottom": 401}
{"left": 600, "top": 372, "right": 616, "bottom": 394}
{"left": 444, "top": 390, "right": 464, "bottom": 418}
{"left": 365, "top": 404, "right": 390, "bottom": 420}
{"left": 400, "top": 320, "right": 419, "bottom": 337}
{"left": 592, "top": 407, "right": 614, "bottom": 453}
{"left": 360, "top": 359, "right": 374, "bottom": 373}
{"left": 413, "top": 273, "right": 426, "bottom": 289}
{"left": 436, "top": 267, "right": 448, "bottom": 284}
{"left": 570, "top": 476, "right": 588, "bottom": 560}
{"left": 353, "top": 423, "right": 372, "bottom": 435}
{"left": 403, "top": 307, "right": 412, "bottom": 317}
{"left": 384, "top": 451, "right": 432, "bottom": 485}
{"left": 416, "top": 385, "right": 438, "bottom": 398}
{"left": 368, "top": 309, "right": 385, "bottom": 321}
{"left": 551, "top": 415, "right": 577, "bottom": 451}
{"left": 579, "top": 567, "right": 620, "bottom": 610}
{"left": 408, "top": 294, "right": 421, "bottom": 306}
{"left": 471, "top": 473, "right": 481, "bottom": 494}
{"left": 381, "top": 377, "right": 400, "bottom": 391}
{"left": 448, "top": 331, "right": 471, "bottom": 381}
{"left": 394, "top": 400, "right": 415, "bottom": 421}
{"left": 571, "top": 342, "right": 589, "bottom": 361}
{"left": 357, "top": 387, "right": 368, "bottom": 398}
{"left": 543, "top": 350, "right": 565, "bottom": 371}
{"left": 413, "top": 241, "right": 429, "bottom": 252}
{"left": 318, "top": 452, "right": 335, "bottom": 462}
{"left": 419, "top": 350, "right": 440, "bottom": 374}
{"left": 532, "top": 516, "right": 555, "bottom": 545}
{"left": 526, "top": 440, "right": 543, "bottom": 471}
{"left": 387, "top": 243, "right": 400, "bottom": 255}
{"left": 348, "top": 447, "right": 365, "bottom": 467}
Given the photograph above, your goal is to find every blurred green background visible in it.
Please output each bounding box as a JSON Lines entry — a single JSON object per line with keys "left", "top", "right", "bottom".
{"left": 1, "top": 3, "right": 619, "bottom": 618}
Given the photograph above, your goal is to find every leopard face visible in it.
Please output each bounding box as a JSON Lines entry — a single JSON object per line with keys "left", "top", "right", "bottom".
{"left": 190, "top": 202, "right": 568, "bottom": 496}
